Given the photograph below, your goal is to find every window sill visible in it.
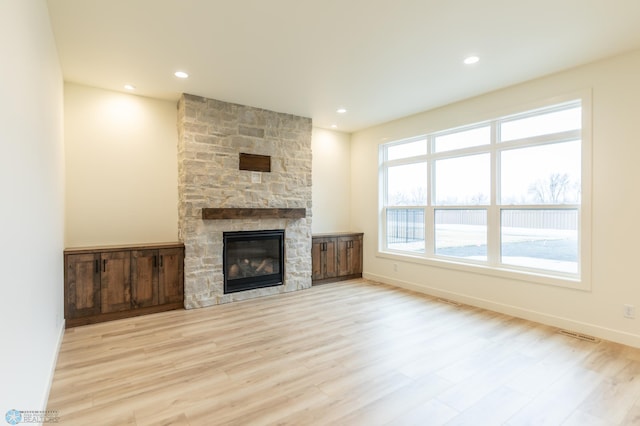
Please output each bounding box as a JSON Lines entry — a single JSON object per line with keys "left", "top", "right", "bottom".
{"left": 376, "top": 250, "right": 590, "bottom": 292}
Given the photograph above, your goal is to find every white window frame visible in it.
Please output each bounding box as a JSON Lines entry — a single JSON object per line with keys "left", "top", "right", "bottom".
{"left": 378, "top": 93, "right": 592, "bottom": 291}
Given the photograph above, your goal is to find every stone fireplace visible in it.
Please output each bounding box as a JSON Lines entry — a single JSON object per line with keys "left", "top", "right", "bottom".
{"left": 177, "top": 94, "right": 312, "bottom": 308}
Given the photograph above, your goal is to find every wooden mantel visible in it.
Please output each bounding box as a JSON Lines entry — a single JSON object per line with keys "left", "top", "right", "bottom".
{"left": 202, "top": 208, "right": 306, "bottom": 220}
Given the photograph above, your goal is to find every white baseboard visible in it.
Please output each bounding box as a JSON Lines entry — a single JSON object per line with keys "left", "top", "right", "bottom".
{"left": 364, "top": 272, "right": 640, "bottom": 349}
{"left": 41, "top": 319, "right": 65, "bottom": 411}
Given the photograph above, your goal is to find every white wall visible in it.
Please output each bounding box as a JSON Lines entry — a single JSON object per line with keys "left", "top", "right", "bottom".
{"left": 311, "top": 127, "right": 352, "bottom": 234}
{"left": 64, "top": 83, "right": 179, "bottom": 247}
{"left": 351, "top": 49, "right": 640, "bottom": 348}
{"left": 64, "top": 90, "right": 349, "bottom": 245}
{"left": 0, "top": 0, "right": 65, "bottom": 413}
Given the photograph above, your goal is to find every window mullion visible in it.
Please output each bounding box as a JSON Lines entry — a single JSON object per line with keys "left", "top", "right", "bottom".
{"left": 425, "top": 205, "right": 434, "bottom": 256}
{"left": 488, "top": 121, "right": 500, "bottom": 266}
{"left": 425, "top": 135, "right": 434, "bottom": 256}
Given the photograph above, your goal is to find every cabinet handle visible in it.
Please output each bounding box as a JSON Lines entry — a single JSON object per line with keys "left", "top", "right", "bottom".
{"left": 95, "top": 259, "right": 99, "bottom": 273}
{"left": 103, "top": 259, "right": 106, "bottom": 272}
{"left": 160, "top": 255, "right": 163, "bottom": 268}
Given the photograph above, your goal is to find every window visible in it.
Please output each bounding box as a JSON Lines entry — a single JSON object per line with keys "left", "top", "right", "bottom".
{"left": 379, "top": 98, "right": 589, "bottom": 286}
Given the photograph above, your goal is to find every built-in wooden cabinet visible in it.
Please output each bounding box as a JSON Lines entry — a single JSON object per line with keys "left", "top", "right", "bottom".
{"left": 64, "top": 242, "right": 184, "bottom": 327}
{"left": 312, "top": 233, "right": 363, "bottom": 284}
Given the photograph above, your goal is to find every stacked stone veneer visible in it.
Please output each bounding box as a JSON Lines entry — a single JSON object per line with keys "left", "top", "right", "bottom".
{"left": 177, "top": 94, "right": 313, "bottom": 308}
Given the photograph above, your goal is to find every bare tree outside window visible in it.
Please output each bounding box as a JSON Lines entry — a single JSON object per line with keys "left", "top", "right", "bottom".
{"left": 528, "top": 173, "right": 580, "bottom": 204}
{"left": 389, "top": 187, "right": 427, "bottom": 206}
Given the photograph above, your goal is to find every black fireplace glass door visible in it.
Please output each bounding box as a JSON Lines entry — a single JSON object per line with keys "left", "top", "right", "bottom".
{"left": 223, "top": 230, "right": 285, "bottom": 293}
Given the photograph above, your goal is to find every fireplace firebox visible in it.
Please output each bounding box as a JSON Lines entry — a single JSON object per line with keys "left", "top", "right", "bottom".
{"left": 223, "top": 230, "right": 285, "bottom": 294}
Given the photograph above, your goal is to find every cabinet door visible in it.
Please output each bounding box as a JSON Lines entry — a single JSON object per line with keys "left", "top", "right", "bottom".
{"left": 158, "top": 247, "right": 184, "bottom": 305}
{"left": 101, "top": 251, "right": 131, "bottom": 313}
{"left": 312, "top": 237, "right": 337, "bottom": 280}
{"left": 337, "top": 237, "right": 352, "bottom": 276}
{"left": 131, "top": 249, "right": 159, "bottom": 308}
{"left": 351, "top": 235, "right": 363, "bottom": 275}
{"left": 311, "top": 240, "right": 324, "bottom": 280}
{"left": 66, "top": 253, "right": 101, "bottom": 318}
{"left": 337, "top": 235, "right": 363, "bottom": 276}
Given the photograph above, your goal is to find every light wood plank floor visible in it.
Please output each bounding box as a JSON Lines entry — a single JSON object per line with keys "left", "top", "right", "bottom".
{"left": 48, "top": 279, "right": 640, "bottom": 425}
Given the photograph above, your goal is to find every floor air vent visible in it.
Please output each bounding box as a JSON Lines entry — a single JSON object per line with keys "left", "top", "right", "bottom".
{"left": 558, "top": 329, "right": 600, "bottom": 343}
{"left": 436, "top": 298, "right": 462, "bottom": 307}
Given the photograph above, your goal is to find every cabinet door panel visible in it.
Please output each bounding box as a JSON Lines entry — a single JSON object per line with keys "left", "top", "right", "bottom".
{"left": 337, "top": 237, "right": 352, "bottom": 276}
{"left": 66, "top": 253, "right": 101, "bottom": 318}
{"left": 101, "top": 251, "right": 131, "bottom": 313}
{"left": 337, "top": 235, "right": 363, "bottom": 277}
{"left": 159, "top": 247, "right": 184, "bottom": 305}
{"left": 324, "top": 240, "right": 337, "bottom": 278}
{"left": 311, "top": 241, "right": 324, "bottom": 280}
{"left": 312, "top": 237, "right": 337, "bottom": 280}
{"left": 350, "top": 235, "right": 363, "bottom": 275}
{"left": 131, "top": 249, "right": 159, "bottom": 308}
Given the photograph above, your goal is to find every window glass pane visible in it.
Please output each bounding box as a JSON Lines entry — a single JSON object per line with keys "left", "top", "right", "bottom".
{"left": 386, "top": 208, "right": 425, "bottom": 253}
{"left": 501, "top": 209, "right": 578, "bottom": 274}
{"left": 386, "top": 139, "right": 427, "bottom": 161}
{"left": 434, "top": 153, "right": 490, "bottom": 205}
{"left": 434, "top": 126, "right": 490, "bottom": 153}
{"left": 500, "top": 106, "right": 581, "bottom": 142}
{"left": 435, "top": 210, "right": 487, "bottom": 260}
{"left": 500, "top": 141, "right": 580, "bottom": 205}
{"left": 387, "top": 162, "right": 427, "bottom": 206}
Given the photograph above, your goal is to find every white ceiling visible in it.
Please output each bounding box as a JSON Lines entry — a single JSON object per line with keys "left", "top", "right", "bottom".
{"left": 46, "top": 0, "right": 640, "bottom": 132}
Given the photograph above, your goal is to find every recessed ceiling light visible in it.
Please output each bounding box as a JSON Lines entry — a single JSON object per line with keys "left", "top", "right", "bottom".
{"left": 330, "top": 124, "right": 338, "bottom": 129}
{"left": 463, "top": 56, "right": 480, "bottom": 65}
{"left": 336, "top": 108, "right": 347, "bottom": 114}
{"left": 174, "top": 71, "right": 189, "bottom": 79}
{"left": 124, "top": 84, "right": 136, "bottom": 90}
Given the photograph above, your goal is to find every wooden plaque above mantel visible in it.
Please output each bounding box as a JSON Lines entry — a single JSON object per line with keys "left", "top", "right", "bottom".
{"left": 239, "top": 153, "right": 271, "bottom": 172}
{"left": 202, "top": 208, "right": 306, "bottom": 220}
